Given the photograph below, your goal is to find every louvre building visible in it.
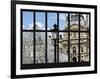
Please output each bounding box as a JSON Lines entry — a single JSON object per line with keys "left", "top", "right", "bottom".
{"left": 22, "top": 14, "right": 89, "bottom": 64}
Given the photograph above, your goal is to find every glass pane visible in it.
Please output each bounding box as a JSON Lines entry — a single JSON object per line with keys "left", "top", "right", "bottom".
{"left": 80, "top": 32, "right": 89, "bottom": 62}
{"left": 59, "top": 13, "right": 68, "bottom": 31}
{"left": 70, "top": 13, "right": 79, "bottom": 31}
{"left": 35, "top": 32, "right": 45, "bottom": 63}
{"left": 47, "top": 32, "right": 55, "bottom": 63}
{"left": 80, "top": 14, "right": 89, "bottom": 31}
{"left": 22, "top": 32, "right": 34, "bottom": 64}
{"left": 59, "top": 32, "right": 68, "bottom": 62}
{"left": 47, "top": 13, "right": 57, "bottom": 30}
{"left": 35, "top": 12, "right": 45, "bottom": 30}
{"left": 23, "top": 11, "right": 33, "bottom": 30}
{"left": 70, "top": 32, "right": 79, "bottom": 62}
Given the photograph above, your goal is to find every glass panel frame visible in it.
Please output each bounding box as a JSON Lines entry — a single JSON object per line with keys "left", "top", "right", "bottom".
{"left": 21, "top": 10, "right": 91, "bottom": 68}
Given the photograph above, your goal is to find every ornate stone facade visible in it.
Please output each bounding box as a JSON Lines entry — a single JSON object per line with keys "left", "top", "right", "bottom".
{"left": 59, "top": 14, "right": 89, "bottom": 62}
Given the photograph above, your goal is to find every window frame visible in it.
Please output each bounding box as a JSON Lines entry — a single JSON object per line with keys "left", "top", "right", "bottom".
{"left": 21, "top": 9, "right": 91, "bottom": 69}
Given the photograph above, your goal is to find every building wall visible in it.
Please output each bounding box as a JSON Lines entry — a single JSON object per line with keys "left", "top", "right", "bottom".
{"left": 59, "top": 19, "right": 89, "bottom": 62}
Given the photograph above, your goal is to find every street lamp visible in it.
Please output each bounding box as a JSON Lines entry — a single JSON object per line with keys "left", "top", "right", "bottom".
{"left": 51, "top": 24, "right": 58, "bottom": 63}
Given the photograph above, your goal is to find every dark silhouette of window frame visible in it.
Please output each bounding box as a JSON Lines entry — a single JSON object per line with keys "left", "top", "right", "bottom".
{"left": 21, "top": 9, "right": 91, "bottom": 69}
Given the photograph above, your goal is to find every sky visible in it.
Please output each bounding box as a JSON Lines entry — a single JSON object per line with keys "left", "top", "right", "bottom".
{"left": 22, "top": 11, "right": 68, "bottom": 30}
{"left": 22, "top": 11, "right": 89, "bottom": 30}
{"left": 23, "top": 11, "right": 33, "bottom": 29}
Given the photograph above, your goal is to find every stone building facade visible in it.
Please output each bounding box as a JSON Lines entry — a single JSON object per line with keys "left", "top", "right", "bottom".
{"left": 59, "top": 14, "right": 89, "bottom": 62}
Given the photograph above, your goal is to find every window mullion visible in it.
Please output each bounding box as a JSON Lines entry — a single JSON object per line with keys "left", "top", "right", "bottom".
{"left": 57, "top": 12, "right": 59, "bottom": 63}
{"left": 89, "top": 13, "right": 91, "bottom": 62}
{"left": 78, "top": 13, "right": 80, "bottom": 62}
{"left": 33, "top": 11, "right": 35, "bottom": 64}
{"left": 45, "top": 12, "right": 47, "bottom": 63}
{"left": 68, "top": 13, "right": 70, "bottom": 62}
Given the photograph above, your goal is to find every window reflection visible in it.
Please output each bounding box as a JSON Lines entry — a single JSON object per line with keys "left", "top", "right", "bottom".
{"left": 22, "top": 32, "right": 34, "bottom": 64}
{"left": 70, "top": 13, "right": 79, "bottom": 31}
{"left": 59, "top": 32, "right": 68, "bottom": 62}
{"left": 35, "top": 32, "right": 45, "bottom": 63}
{"left": 23, "top": 11, "right": 33, "bottom": 30}
{"left": 80, "top": 14, "right": 89, "bottom": 31}
{"left": 59, "top": 13, "right": 68, "bottom": 31}
{"left": 47, "top": 13, "right": 57, "bottom": 30}
{"left": 35, "top": 12, "right": 45, "bottom": 30}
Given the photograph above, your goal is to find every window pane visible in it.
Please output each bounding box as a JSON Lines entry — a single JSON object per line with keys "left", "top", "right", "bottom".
{"left": 70, "top": 13, "right": 79, "bottom": 31}
{"left": 59, "top": 13, "right": 68, "bottom": 31}
{"left": 23, "top": 11, "right": 33, "bottom": 30}
{"left": 80, "top": 14, "right": 89, "bottom": 31}
{"left": 22, "top": 32, "right": 34, "bottom": 64}
{"left": 70, "top": 32, "right": 79, "bottom": 62}
{"left": 47, "top": 13, "right": 57, "bottom": 30}
{"left": 59, "top": 32, "right": 68, "bottom": 62}
{"left": 35, "top": 12, "right": 45, "bottom": 30}
{"left": 47, "top": 32, "right": 55, "bottom": 63}
{"left": 80, "top": 32, "right": 89, "bottom": 62}
{"left": 35, "top": 32, "right": 45, "bottom": 63}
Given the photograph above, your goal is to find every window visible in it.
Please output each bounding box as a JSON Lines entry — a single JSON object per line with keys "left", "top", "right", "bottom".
{"left": 73, "top": 46, "right": 76, "bottom": 53}
{"left": 21, "top": 10, "right": 90, "bottom": 69}
{"left": 73, "top": 33, "right": 77, "bottom": 37}
{"left": 81, "top": 46, "right": 84, "bottom": 52}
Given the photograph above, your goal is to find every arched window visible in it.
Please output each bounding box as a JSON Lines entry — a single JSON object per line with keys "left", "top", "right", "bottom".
{"left": 60, "top": 35, "right": 62, "bottom": 38}
{"left": 81, "top": 46, "right": 84, "bottom": 52}
{"left": 73, "top": 57, "right": 77, "bottom": 62}
{"left": 73, "top": 46, "right": 76, "bottom": 53}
